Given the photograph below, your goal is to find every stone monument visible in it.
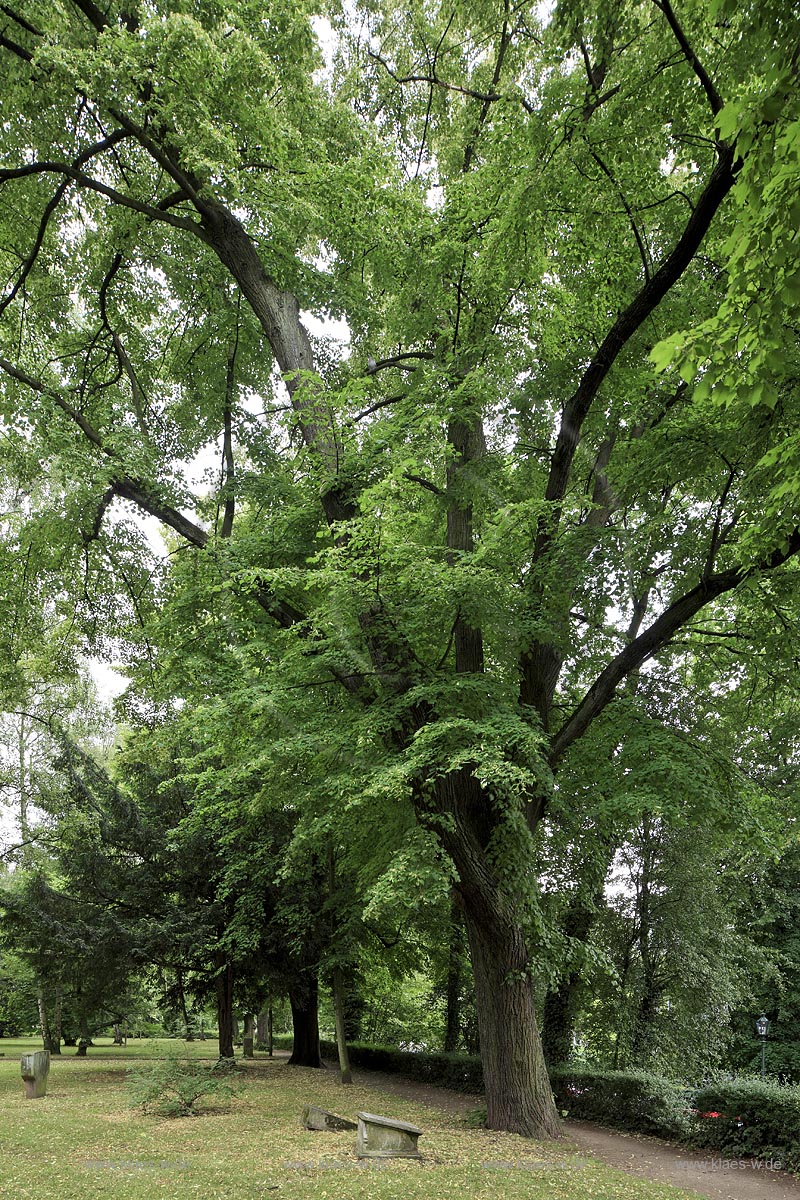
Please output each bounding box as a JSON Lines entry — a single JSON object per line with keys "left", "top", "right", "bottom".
{"left": 21, "top": 1050, "right": 50, "bottom": 1099}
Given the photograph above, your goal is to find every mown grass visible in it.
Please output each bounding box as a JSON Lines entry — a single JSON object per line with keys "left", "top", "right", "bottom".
{"left": 0, "top": 1038, "right": 700, "bottom": 1200}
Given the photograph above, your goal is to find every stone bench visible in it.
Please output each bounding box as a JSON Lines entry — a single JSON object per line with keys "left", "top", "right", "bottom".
{"left": 356, "top": 1111, "right": 423, "bottom": 1160}
{"left": 21, "top": 1050, "right": 50, "bottom": 1099}
{"left": 303, "top": 1104, "right": 358, "bottom": 1131}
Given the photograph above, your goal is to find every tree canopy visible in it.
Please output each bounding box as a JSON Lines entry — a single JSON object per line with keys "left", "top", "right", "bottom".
{"left": 0, "top": 0, "right": 799, "bottom": 1138}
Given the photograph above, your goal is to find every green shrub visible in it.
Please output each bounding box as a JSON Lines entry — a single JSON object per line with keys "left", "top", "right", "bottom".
{"left": 550, "top": 1066, "right": 692, "bottom": 1140}
{"left": 127, "top": 1053, "right": 242, "bottom": 1117}
{"left": 689, "top": 1078, "right": 800, "bottom": 1170}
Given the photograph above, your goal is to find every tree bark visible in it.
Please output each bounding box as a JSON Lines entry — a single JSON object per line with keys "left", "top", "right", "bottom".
{"left": 216, "top": 960, "right": 235, "bottom": 1061}
{"left": 461, "top": 897, "right": 561, "bottom": 1138}
{"left": 433, "top": 771, "right": 562, "bottom": 1139}
{"left": 287, "top": 978, "right": 323, "bottom": 1068}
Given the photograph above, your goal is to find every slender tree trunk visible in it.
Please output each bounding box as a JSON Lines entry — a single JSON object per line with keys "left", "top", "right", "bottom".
{"left": 37, "top": 989, "right": 51, "bottom": 1053}
{"left": 216, "top": 960, "right": 235, "bottom": 1061}
{"left": 50, "top": 988, "right": 62, "bottom": 1055}
{"left": 444, "top": 898, "right": 464, "bottom": 1053}
{"left": 542, "top": 899, "right": 597, "bottom": 1065}
{"left": 243, "top": 1012, "right": 255, "bottom": 1058}
{"left": 332, "top": 966, "right": 352, "bottom": 1084}
{"left": 177, "top": 968, "right": 194, "bottom": 1039}
{"left": 268, "top": 1004, "right": 273, "bottom": 1056}
{"left": 76, "top": 1009, "right": 90, "bottom": 1056}
{"left": 288, "top": 978, "right": 323, "bottom": 1067}
{"left": 113, "top": 1022, "right": 124, "bottom": 1045}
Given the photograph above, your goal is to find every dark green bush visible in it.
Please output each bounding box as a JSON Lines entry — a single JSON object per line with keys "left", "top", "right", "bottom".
{"left": 689, "top": 1079, "right": 800, "bottom": 1171}
{"left": 127, "top": 1053, "right": 242, "bottom": 1117}
{"left": 550, "top": 1065, "right": 692, "bottom": 1139}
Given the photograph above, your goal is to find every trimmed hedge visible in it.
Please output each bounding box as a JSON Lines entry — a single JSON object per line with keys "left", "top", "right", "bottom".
{"left": 550, "top": 1065, "right": 691, "bottom": 1140}
{"left": 688, "top": 1079, "right": 800, "bottom": 1171}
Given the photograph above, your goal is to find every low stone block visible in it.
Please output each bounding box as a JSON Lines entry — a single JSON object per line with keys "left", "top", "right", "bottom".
{"left": 302, "top": 1104, "right": 358, "bottom": 1131}
{"left": 356, "top": 1111, "right": 423, "bottom": 1159}
{"left": 21, "top": 1050, "right": 50, "bottom": 1099}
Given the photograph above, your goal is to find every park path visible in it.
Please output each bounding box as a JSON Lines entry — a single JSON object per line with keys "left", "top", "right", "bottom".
{"left": 346, "top": 1061, "right": 800, "bottom": 1200}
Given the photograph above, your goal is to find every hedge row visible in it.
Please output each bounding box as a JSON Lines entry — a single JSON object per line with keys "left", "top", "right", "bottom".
{"left": 269, "top": 1034, "right": 484, "bottom": 1091}
{"left": 549, "top": 1065, "right": 691, "bottom": 1140}
{"left": 689, "top": 1079, "right": 800, "bottom": 1170}
{"left": 269, "top": 1035, "right": 800, "bottom": 1169}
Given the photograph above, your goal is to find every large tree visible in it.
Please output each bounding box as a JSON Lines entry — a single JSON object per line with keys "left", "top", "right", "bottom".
{"left": 0, "top": 0, "right": 799, "bottom": 1136}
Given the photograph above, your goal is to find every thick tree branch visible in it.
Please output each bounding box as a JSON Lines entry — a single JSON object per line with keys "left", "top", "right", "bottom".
{"left": 69, "top": 0, "right": 110, "bottom": 32}
{"left": 549, "top": 530, "right": 800, "bottom": 764}
{"left": 0, "top": 177, "right": 70, "bottom": 317}
{"left": 0, "top": 6, "right": 42, "bottom": 37}
{"left": 535, "top": 143, "right": 735, "bottom": 558}
{"left": 365, "top": 351, "right": 433, "bottom": 375}
{"left": 652, "top": 0, "right": 724, "bottom": 117}
{"left": 0, "top": 160, "right": 204, "bottom": 237}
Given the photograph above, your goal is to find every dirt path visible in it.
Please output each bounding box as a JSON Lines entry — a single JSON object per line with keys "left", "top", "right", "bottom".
{"left": 347, "top": 1063, "right": 800, "bottom": 1200}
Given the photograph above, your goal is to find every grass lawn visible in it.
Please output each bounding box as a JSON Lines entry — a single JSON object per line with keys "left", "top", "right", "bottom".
{"left": 0, "top": 1037, "right": 699, "bottom": 1200}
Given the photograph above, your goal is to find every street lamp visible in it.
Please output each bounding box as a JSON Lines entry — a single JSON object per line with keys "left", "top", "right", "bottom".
{"left": 755, "top": 1014, "right": 769, "bottom": 1079}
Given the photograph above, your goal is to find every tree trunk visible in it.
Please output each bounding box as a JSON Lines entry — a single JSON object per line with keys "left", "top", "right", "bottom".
{"left": 113, "top": 1023, "right": 124, "bottom": 1045}
{"left": 443, "top": 899, "right": 465, "bottom": 1053}
{"left": 76, "top": 1009, "right": 90, "bottom": 1056}
{"left": 433, "top": 769, "right": 562, "bottom": 1140}
{"left": 216, "top": 960, "right": 235, "bottom": 1061}
{"left": 462, "top": 898, "right": 561, "bottom": 1138}
{"left": 50, "top": 988, "right": 62, "bottom": 1055}
{"left": 288, "top": 978, "right": 322, "bottom": 1068}
{"left": 542, "top": 898, "right": 597, "bottom": 1065}
{"left": 177, "top": 968, "right": 194, "bottom": 1039}
{"left": 37, "top": 989, "right": 51, "bottom": 1053}
{"left": 268, "top": 1004, "right": 273, "bottom": 1057}
{"left": 243, "top": 1012, "right": 255, "bottom": 1058}
{"left": 332, "top": 966, "right": 352, "bottom": 1085}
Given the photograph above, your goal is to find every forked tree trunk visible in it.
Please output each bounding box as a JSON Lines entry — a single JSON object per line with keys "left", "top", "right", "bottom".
{"left": 216, "top": 960, "right": 235, "bottom": 1061}
{"left": 287, "top": 978, "right": 322, "bottom": 1068}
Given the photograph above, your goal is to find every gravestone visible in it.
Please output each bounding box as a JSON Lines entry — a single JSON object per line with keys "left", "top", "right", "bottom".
{"left": 356, "top": 1112, "right": 423, "bottom": 1159}
{"left": 303, "top": 1104, "right": 358, "bottom": 1131}
{"left": 21, "top": 1050, "right": 50, "bottom": 1099}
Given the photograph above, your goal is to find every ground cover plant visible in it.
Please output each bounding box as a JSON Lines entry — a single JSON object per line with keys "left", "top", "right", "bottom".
{"left": 126, "top": 1051, "right": 243, "bottom": 1116}
{"left": 0, "top": 1040, "right": 701, "bottom": 1200}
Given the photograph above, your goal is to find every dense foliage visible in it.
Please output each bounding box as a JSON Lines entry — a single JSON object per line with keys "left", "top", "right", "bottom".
{"left": 0, "top": 0, "right": 799, "bottom": 1141}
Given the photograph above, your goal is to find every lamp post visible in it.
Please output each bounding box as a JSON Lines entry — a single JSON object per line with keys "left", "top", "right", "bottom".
{"left": 755, "top": 1014, "right": 769, "bottom": 1079}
